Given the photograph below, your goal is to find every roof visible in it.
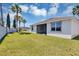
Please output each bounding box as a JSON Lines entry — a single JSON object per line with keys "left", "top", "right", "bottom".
{"left": 31, "top": 16, "right": 79, "bottom": 26}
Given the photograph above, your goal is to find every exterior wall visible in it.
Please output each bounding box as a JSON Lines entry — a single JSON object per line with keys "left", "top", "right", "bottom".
{"left": 71, "top": 20, "right": 79, "bottom": 38}
{"left": 46, "top": 20, "right": 72, "bottom": 39}
{"left": 0, "top": 25, "right": 6, "bottom": 40}
{"left": 62, "top": 20, "right": 71, "bottom": 35}
{"left": 31, "top": 25, "right": 37, "bottom": 33}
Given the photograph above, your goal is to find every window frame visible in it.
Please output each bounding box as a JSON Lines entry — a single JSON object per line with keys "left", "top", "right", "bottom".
{"left": 51, "top": 22, "right": 56, "bottom": 31}
{"left": 51, "top": 21, "right": 62, "bottom": 31}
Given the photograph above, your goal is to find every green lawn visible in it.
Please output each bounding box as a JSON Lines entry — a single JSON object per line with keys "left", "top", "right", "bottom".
{"left": 0, "top": 31, "right": 79, "bottom": 56}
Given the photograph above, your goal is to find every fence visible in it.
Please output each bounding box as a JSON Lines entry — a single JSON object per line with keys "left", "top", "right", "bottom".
{"left": 0, "top": 25, "right": 6, "bottom": 40}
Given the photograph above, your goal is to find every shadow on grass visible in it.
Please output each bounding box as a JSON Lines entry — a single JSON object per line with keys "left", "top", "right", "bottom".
{"left": 72, "top": 35, "right": 79, "bottom": 40}
{"left": 7, "top": 32, "right": 14, "bottom": 34}
{"left": 19, "top": 32, "right": 31, "bottom": 35}
{"left": 0, "top": 33, "right": 7, "bottom": 44}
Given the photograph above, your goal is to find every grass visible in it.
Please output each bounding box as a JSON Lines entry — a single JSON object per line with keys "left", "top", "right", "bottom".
{"left": 0, "top": 31, "right": 79, "bottom": 56}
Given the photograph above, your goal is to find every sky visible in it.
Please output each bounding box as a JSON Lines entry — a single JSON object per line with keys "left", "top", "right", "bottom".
{"left": 1, "top": 3, "right": 79, "bottom": 27}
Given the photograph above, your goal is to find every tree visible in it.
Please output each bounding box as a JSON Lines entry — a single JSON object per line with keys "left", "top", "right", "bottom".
{"left": 13, "top": 19, "right": 16, "bottom": 29}
{"left": 6, "top": 13, "right": 10, "bottom": 29}
{"left": 22, "top": 19, "right": 27, "bottom": 28}
{"left": 11, "top": 4, "right": 22, "bottom": 32}
{"left": 0, "top": 3, "right": 4, "bottom": 26}
{"left": 72, "top": 5, "right": 79, "bottom": 16}
{"left": 14, "top": 15, "right": 22, "bottom": 28}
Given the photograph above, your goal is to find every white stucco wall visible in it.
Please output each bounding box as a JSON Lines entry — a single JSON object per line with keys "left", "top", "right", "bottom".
{"left": 46, "top": 20, "right": 72, "bottom": 39}
{"left": 0, "top": 25, "right": 6, "bottom": 40}
{"left": 62, "top": 20, "right": 71, "bottom": 35}
{"left": 71, "top": 20, "right": 79, "bottom": 38}
{"left": 31, "top": 25, "right": 37, "bottom": 33}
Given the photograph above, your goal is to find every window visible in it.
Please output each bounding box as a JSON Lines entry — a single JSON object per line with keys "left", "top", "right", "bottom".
{"left": 56, "top": 21, "right": 61, "bottom": 31}
{"left": 51, "top": 22, "right": 55, "bottom": 31}
{"left": 51, "top": 21, "right": 61, "bottom": 31}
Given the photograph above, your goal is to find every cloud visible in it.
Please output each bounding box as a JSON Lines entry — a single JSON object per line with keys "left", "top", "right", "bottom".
{"left": 29, "top": 5, "right": 47, "bottom": 16}
{"left": 51, "top": 3, "right": 59, "bottom": 8}
{"left": 29, "top": 4, "right": 59, "bottom": 16}
{"left": 62, "top": 6, "right": 73, "bottom": 16}
{"left": 9, "top": 4, "right": 47, "bottom": 17}
{"left": 48, "top": 7, "right": 58, "bottom": 15}
{"left": 48, "top": 3, "right": 59, "bottom": 15}
{"left": 19, "top": 5, "right": 29, "bottom": 13}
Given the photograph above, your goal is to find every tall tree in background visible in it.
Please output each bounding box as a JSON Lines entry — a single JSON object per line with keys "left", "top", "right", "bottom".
{"left": 13, "top": 19, "right": 16, "bottom": 29}
{"left": 11, "top": 4, "right": 22, "bottom": 32}
{"left": 6, "top": 13, "right": 10, "bottom": 29}
{"left": 14, "top": 15, "right": 22, "bottom": 29}
{"left": 0, "top": 3, "right": 4, "bottom": 26}
{"left": 22, "top": 19, "right": 27, "bottom": 28}
{"left": 72, "top": 5, "right": 79, "bottom": 16}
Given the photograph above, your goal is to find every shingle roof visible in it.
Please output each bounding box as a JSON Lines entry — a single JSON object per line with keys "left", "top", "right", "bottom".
{"left": 31, "top": 16, "right": 79, "bottom": 26}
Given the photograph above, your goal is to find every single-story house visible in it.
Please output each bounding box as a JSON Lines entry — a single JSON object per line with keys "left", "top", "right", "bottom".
{"left": 31, "top": 16, "right": 79, "bottom": 39}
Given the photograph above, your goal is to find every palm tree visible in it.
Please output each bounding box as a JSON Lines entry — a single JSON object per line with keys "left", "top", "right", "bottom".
{"left": 72, "top": 5, "right": 79, "bottom": 16}
{"left": 14, "top": 15, "right": 22, "bottom": 28}
{"left": 0, "top": 3, "right": 4, "bottom": 26}
{"left": 11, "top": 4, "right": 22, "bottom": 32}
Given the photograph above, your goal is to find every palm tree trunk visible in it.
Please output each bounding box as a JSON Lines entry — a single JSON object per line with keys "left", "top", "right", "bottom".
{"left": 24, "top": 23, "right": 25, "bottom": 28}
{"left": 19, "top": 21, "right": 20, "bottom": 32}
{"left": 16, "top": 10, "right": 19, "bottom": 32}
